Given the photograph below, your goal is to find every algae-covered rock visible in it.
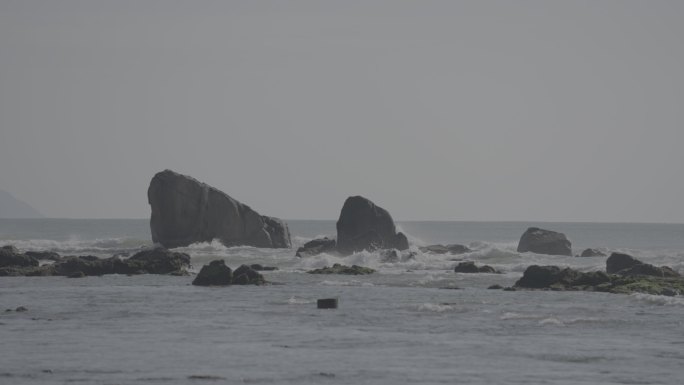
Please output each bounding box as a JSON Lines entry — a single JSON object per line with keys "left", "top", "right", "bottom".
{"left": 307, "top": 263, "right": 376, "bottom": 275}
{"left": 515, "top": 264, "right": 683, "bottom": 296}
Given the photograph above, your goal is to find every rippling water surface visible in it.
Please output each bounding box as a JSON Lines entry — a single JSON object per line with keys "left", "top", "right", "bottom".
{"left": 1, "top": 219, "right": 683, "bottom": 384}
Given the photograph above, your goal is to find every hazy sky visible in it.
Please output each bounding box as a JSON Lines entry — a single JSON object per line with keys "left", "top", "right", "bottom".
{"left": 1, "top": 1, "right": 683, "bottom": 222}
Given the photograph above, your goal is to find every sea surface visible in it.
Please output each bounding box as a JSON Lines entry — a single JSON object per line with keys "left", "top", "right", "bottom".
{"left": 1, "top": 219, "right": 684, "bottom": 385}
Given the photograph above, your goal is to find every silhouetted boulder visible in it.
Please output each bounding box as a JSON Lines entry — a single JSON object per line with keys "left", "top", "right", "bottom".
{"left": 232, "top": 264, "right": 265, "bottom": 285}
{"left": 578, "top": 248, "right": 606, "bottom": 258}
{"left": 335, "top": 196, "right": 408, "bottom": 255}
{"left": 0, "top": 245, "right": 39, "bottom": 268}
{"left": 148, "top": 170, "right": 291, "bottom": 249}
{"left": 606, "top": 253, "right": 642, "bottom": 274}
{"left": 517, "top": 227, "right": 572, "bottom": 256}
{"left": 454, "top": 261, "right": 499, "bottom": 274}
{"left": 192, "top": 260, "right": 232, "bottom": 286}
{"left": 295, "top": 237, "right": 336, "bottom": 258}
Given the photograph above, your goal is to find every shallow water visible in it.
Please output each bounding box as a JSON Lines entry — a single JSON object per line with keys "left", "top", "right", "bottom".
{"left": 1, "top": 219, "right": 684, "bottom": 384}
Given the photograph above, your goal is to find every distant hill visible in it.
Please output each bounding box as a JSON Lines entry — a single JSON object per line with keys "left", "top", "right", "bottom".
{"left": 0, "top": 189, "right": 43, "bottom": 218}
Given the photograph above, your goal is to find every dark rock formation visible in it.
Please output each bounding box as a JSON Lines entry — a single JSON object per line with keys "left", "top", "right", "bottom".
{"left": 295, "top": 237, "right": 336, "bottom": 258}
{"left": 125, "top": 248, "right": 192, "bottom": 275}
{"left": 606, "top": 253, "right": 680, "bottom": 278}
{"left": 514, "top": 264, "right": 684, "bottom": 296}
{"left": 515, "top": 265, "right": 610, "bottom": 289}
{"left": 148, "top": 170, "right": 291, "bottom": 249}
{"left": 335, "top": 196, "right": 408, "bottom": 255}
{"left": 0, "top": 247, "right": 190, "bottom": 277}
{"left": 606, "top": 253, "right": 643, "bottom": 274}
{"left": 488, "top": 284, "right": 504, "bottom": 290}
{"left": 577, "top": 248, "right": 606, "bottom": 258}
{"left": 307, "top": 263, "right": 376, "bottom": 275}
{"left": 0, "top": 245, "right": 39, "bottom": 268}
{"left": 420, "top": 244, "right": 471, "bottom": 255}
{"left": 516, "top": 227, "right": 572, "bottom": 256}
{"left": 25, "top": 251, "right": 62, "bottom": 261}
{"left": 192, "top": 260, "right": 232, "bottom": 286}
{"left": 454, "top": 261, "right": 499, "bottom": 274}
{"left": 232, "top": 264, "right": 266, "bottom": 285}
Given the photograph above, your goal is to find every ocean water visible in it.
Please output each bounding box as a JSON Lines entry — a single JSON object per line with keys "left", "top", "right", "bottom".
{"left": 1, "top": 219, "right": 684, "bottom": 384}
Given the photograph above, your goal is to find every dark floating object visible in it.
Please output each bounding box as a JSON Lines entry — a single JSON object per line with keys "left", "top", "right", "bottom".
{"left": 317, "top": 298, "right": 338, "bottom": 309}
{"left": 15, "top": 306, "right": 28, "bottom": 312}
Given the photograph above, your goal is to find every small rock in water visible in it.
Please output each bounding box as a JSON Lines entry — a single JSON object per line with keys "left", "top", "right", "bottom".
{"left": 488, "top": 284, "right": 504, "bottom": 290}
{"left": 317, "top": 298, "right": 338, "bottom": 309}
{"left": 249, "top": 264, "right": 278, "bottom": 271}
{"left": 15, "top": 306, "right": 28, "bottom": 312}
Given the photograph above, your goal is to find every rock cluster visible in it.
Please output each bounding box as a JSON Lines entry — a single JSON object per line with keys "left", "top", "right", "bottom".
{"left": 0, "top": 246, "right": 190, "bottom": 277}
{"left": 454, "top": 261, "right": 499, "bottom": 274}
{"left": 296, "top": 196, "right": 409, "bottom": 259}
{"left": 192, "top": 261, "right": 266, "bottom": 286}
{"left": 514, "top": 253, "right": 682, "bottom": 295}
{"left": 148, "top": 170, "right": 291, "bottom": 249}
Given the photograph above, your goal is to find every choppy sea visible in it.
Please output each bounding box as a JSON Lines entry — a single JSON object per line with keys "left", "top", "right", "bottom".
{"left": 1, "top": 219, "right": 684, "bottom": 384}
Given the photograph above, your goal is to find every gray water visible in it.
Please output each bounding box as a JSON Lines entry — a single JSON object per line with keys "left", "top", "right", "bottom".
{"left": 1, "top": 219, "right": 684, "bottom": 384}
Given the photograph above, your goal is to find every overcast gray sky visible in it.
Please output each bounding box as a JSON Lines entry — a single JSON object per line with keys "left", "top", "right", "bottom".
{"left": 0, "top": 0, "right": 682, "bottom": 222}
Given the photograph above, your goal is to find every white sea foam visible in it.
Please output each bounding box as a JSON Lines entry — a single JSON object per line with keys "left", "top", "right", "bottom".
{"left": 630, "top": 293, "right": 684, "bottom": 306}
{"left": 416, "top": 303, "right": 457, "bottom": 312}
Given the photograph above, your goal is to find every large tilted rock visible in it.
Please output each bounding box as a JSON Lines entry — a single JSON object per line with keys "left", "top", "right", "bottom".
{"left": 516, "top": 227, "right": 572, "bottom": 256}
{"left": 335, "top": 196, "right": 409, "bottom": 255}
{"left": 148, "top": 170, "right": 291, "bottom": 249}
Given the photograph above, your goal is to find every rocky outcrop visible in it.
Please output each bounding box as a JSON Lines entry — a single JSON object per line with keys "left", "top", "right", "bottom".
{"left": 577, "top": 248, "right": 606, "bottom": 258}
{"left": 420, "top": 244, "right": 472, "bottom": 255}
{"left": 24, "top": 251, "right": 62, "bottom": 261}
{"left": 295, "top": 237, "right": 336, "bottom": 258}
{"left": 232, "top": 265, "right": 266, "bottom": 285}
{"left": 335, "top": 196, "right": 408, "bottom": 255}
{"left": 0, "top": 245, "right": 39, "bottom": 268}
{"left": 307, "top": 264, "right": 376, "bottom": 275}
{"left": 0, "top": 247, "right": 190, "bottom": 277}
{"left": 192, "top": 261, "right": 266, "bottom": 286}
{"left": 606, "top": 253, "right": 641, "bottom": 274}
{"left": 148, "top": 170, "right": 291, "bottom": 249}
{"left": 516, "top": 227, "right": 572, "bottom": 256}
{"left": 514, "top": 259, "right": 683, "bottom": 296}
{"left": 606, "top": 252, "right": 680, "bottom": 278}
{"left": 192, "top": 260, "right": 233, "bottom": 286}
{"left": 454, "top": 261, "right": 499, "bottom": 274}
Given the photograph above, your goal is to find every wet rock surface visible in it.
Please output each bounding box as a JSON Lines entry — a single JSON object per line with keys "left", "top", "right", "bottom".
{"left": 148, "top": 169, "right": 291, "bottom": 249}
{"left": 307, "top": 263, "right": 376, "bottom": 275}
{"left": 517, "top": 227, "right": 572, "bottom": 256}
